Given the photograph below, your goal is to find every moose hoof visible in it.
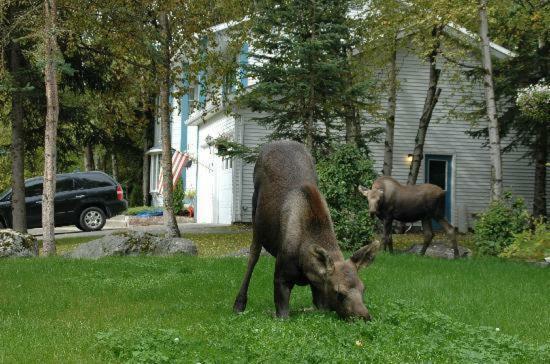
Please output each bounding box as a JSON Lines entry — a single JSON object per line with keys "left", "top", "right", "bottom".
{"left": 233, "top": 298, "right": 247, "bottom": 313}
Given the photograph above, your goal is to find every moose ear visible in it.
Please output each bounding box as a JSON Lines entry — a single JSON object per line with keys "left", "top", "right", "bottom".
{"left": 350, "top": 240, "right": 381, "bottom": 270}
{"left": 307, "top": 245, "right": 335, "bottom": 281}
{"left": 358, "top": 185, "right": 370, "bottom": 196}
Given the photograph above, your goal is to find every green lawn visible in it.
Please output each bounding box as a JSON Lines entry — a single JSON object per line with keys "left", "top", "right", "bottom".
{"left": 1, "top": 235, "right": 548, "bottom": 362}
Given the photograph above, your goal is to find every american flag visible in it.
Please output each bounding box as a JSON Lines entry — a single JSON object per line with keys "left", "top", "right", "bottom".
{"left": 158, "top": 150, "right": 190, "bottom": 195}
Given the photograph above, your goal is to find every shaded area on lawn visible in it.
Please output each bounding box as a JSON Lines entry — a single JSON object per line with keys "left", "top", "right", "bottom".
{"left": 0, "top": 252, "right": 548, "bottom": 362}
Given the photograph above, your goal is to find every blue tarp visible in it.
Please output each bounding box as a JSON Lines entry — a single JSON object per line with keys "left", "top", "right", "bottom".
{"left": 135, "top": 210, "right": 163, "bottom": 217}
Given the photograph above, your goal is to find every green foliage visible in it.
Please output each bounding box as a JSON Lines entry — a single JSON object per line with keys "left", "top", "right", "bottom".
{"left": 500, "top": 218, "right": 550, "bottom": 261}
{"left": 173, "top": 181, "right": 185, "bottom": 216}
{"left": 473, "top": 193, "right": 531, "bottom": 256}
{"left": 317, "top": 144, "right": 378, "bottom": 251}
{"left": 96, "top": 329, "right": 188, "bottom": 363}
{"left": 516, "top": 81, "right": 550, "bottom": 122}
{"left": 210, "top": 135, "right": 259, "bottom": 163}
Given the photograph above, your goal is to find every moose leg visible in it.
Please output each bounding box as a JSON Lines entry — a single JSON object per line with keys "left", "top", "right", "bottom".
{"left": 420, "top": 218, "right": 434, "bottom": 255}
{"left": 233, "top": 232, "right": 262, "bottom": 313}
{"left": 383, "top": 218, "right": 394, "bottom": 253}
{"left": 274, "top": 259, "right": 294, "bottom": 318}
{"left": 437, "top": 217, "right": 459, "bottom": 258}
{"left": 311, "top": 286, "right": 328, "bottom": 310}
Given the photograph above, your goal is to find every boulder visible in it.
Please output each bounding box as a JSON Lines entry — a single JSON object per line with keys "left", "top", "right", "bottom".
{"left": 65, "top": 230, "right": 197, "bottom": 259}
{"left": 406, "top": 241, "right": 471, "bottom": 259}
{"left": 0, "top": 229, "right": 39, "bottom": 258}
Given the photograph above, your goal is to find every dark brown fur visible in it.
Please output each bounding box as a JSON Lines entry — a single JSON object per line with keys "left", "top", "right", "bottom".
{"left": 234, "top": 140, "right": 380, "bottom": 319}
{"left": 359, "top": 176, "right": 458, "bottom": 257}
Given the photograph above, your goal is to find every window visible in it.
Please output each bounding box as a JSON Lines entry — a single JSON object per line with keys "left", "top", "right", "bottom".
{"left": 188, "top": 86, "right": 196, "bottom": 112}
{"left": 150, "top": 154, "right": 161, "bottom": 192}
{"left": 223, "top": 158, "right": 233, "bottom": 170}
{"left": 56, "top": 177, "right": 74, "bottom": 192}
{"left": 25, "top": 180, "right": 43, "bottom": 197}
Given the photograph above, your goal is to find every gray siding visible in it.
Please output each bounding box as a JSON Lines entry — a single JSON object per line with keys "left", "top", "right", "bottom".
{"left": 232, "top": 47, "right": 548, "bottom": 225}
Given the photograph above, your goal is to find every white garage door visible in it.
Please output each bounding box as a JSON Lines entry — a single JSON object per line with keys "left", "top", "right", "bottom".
{"left": 216, "top": 157, "right": 233, "bottom": 224}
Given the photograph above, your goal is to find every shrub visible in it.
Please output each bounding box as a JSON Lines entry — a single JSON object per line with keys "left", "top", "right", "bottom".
{"left": 317, "top": 144, "right": 377, "bottom": 251}
{"left": 473, "top": 193, "right": 531, "bottom": 256}
{"left": 173, "top": 181, "right": 185, "bottom": 215}
{"left": 500, "top": 218, "right": 550, "bottom": 260}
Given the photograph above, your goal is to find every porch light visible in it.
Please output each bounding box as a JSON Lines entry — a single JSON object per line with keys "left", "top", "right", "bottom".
{"left": 406, "top": 154, "right": 413, "bottom": 163}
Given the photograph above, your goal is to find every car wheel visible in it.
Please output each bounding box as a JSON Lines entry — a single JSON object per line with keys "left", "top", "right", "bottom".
{"left": 79, "top": 207, "right": 106, "bottom": 232}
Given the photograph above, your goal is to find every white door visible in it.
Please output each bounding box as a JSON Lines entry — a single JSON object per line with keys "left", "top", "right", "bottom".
{"left": 216, "top": 157, "right": 233, "bottom": 224}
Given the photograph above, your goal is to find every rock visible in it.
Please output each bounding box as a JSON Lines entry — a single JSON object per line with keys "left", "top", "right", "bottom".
{"left": 223, "top": 247, "right": 270, "bottom": 258}
{"left": 65, "top": 230, "right": 197, "bottom": 259}
{"left": 0, "top": 229, "right": 39, "bottom": 258}
{"left": 406, "top": 241, "right": 471, "bottom": 259}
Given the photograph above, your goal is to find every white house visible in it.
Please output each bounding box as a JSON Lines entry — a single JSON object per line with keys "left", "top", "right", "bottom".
{"left": 148, "top": 25, "right": 549, "bottom": 230}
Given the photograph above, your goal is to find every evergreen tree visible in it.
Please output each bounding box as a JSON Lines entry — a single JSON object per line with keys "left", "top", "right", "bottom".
{"left": 240, "top": 0, "right": 374, "bottom": 154}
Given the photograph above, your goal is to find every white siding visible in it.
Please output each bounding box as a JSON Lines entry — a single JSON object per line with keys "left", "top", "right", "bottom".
{"left": 185, "top": 125, "right": 199, "bottom": 193}
{"left": 232, "top": 110, "right": 271, "bottom": 222}
{"left": 195, "top": 113, "right": 236, "bottom": 223}
{"left": 171, "top": 96, "right": 182, "bottom": 150}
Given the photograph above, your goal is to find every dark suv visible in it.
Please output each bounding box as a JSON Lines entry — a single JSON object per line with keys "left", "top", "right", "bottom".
{"left": 0, "top": 171, "right": 127, "bottom": 231}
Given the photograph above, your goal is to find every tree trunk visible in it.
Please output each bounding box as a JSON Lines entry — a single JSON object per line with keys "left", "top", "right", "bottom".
{"left": 479, "top": 0, "right": 503, "bottom": 200}
{"left": 407, "top": 27, "right": 442, "bottom": 185}
{"left": 383, "top": 40, "right": 398, "bottom": 176}
{"left": 533, "top": 125, "right": 547, "bottom": 217}
{"left": 42, "top": 0, "right": 59, "bottom": 256}
{"left": 159, "top": 12, "right": 180, "bottom": 237}
{"left": 8, "top": 41, "right": 27, "bottom": 233}
{"left": 84, "top": 143, "right": 94, "bottom": 171}
{"left": 111, "top": 153, "right": 118, "bottom": 181}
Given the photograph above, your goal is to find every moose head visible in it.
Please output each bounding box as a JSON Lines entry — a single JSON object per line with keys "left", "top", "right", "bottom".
{"left": 304, "top": 240, "right": 380, "bottom": 320}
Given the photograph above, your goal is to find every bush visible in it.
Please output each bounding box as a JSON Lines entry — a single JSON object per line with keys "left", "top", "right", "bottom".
{"left": 173, "top": 181, "right": 185, "bottom": 215}
{"left": 317, "top": 144, "right": 378, "bottom": 251}
{"left": 473, "top": 193, "right": 531, "bottom": 256}
{"left": 500, "top": 218, "right": 550, "bottom": 260}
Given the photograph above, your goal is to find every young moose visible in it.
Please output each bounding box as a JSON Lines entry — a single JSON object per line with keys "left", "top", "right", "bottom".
{"left": 233, "top": 141, "right": 380, "bottom": 320}
{"left": 358, "top": 176, "right": 458, "bottom": 257}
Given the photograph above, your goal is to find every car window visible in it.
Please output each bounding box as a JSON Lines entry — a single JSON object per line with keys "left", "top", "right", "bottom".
{"left": 76, "top": 174, "right": 113, "bottom": 189}
{"left": 56, "top": 177, "right": 74, "bottom": 192}
{"left": 25, "top": 180, "right": 43, "bottom": 197}
{"left": 0, "top": 189, "right": 11, "bottom": 201}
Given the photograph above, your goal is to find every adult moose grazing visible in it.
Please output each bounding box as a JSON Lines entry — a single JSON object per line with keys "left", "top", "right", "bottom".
{"left": 358, "top": 176, "right": 458, "bottom": 258}
{"left": 233, "top": 140, "right": 380, "bottom": 320}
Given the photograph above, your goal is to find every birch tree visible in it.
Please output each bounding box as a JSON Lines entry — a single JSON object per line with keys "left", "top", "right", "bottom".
{"left": 42, "top": 0, "right": 60, "bottom": 255}
{"left": 407, "top": 25, "right": 443, "bottom": 185}
{"left": 478, "top": 0, "right": 503, "bottom": 200}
